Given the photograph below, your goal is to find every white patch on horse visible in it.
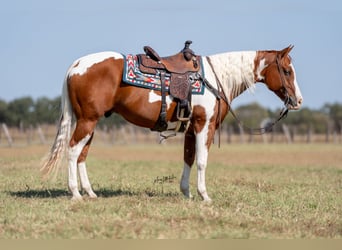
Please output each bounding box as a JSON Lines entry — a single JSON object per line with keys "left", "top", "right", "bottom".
{"left": 148, "top": 90, "right": 173, "bottom": 109}
{"left": 69, "top": 51, "right": 123, "bottom": 77}
{"left": 256, "top": 58, "right": 267, "bottom": 81}
{"left": 290, "top": 63, "right": 303, "bottom": 107}
{"left": 148, "top": 90, "right": 160, "bottom": 103}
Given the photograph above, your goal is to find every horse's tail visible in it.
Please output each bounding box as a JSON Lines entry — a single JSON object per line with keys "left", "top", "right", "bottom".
{"left": 41, "top": 76, "right": 73, "bottom": 178}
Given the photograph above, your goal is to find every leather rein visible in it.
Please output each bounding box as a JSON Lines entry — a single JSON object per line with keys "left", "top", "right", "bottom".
{"left": 203, "top": 54, "right": 293, "bottom": 139}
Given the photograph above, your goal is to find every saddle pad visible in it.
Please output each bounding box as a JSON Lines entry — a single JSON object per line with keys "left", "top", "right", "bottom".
{"left": 122, "top": 54, "right": 205, "bottom": 95}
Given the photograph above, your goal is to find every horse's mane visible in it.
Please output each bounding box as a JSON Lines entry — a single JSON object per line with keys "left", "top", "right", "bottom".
{"left": 206, "top": 51, "right": 256, "bottom": 101}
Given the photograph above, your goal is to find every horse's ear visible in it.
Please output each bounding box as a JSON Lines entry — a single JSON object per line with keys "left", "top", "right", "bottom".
{"left": 280, "top": 45, "right": 294, "bottom": 58}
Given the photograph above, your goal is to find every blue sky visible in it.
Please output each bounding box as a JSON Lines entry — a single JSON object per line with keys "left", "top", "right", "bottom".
{"left": 0, "top": 0, "right": 341, "bottom": 110}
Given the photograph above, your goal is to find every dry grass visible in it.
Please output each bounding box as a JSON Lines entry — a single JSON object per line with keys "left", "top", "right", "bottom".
{"left": 0, "top": 143, "right": 341, "bottom": 238}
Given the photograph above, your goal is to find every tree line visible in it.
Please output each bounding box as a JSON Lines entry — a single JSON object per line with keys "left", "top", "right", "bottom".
{"left": 225, "top": 102, "right": 342, "bottom": 135}
{"left": 0, "top": 96, "right": 341, "bottom": 135}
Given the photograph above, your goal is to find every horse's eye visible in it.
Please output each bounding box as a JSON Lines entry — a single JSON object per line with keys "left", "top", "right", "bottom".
{"left": 284, "top": 69, "right": 291, "bottom": 76}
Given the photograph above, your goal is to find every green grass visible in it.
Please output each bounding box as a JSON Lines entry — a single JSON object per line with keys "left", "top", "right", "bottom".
{"left": 0, "top": 143, "right": 341, "bottom": 238}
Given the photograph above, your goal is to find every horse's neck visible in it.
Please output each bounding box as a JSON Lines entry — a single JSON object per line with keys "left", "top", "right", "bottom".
{"left": 205, "top": 51, "right": 256, "bottom": 102}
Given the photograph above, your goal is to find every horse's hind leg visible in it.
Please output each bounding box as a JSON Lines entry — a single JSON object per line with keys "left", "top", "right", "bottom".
{"left": 68, "top": 119, "right": 97, "bottom": 200}
{"left": 77, "top": 134, "right": 97, "bottom": 198}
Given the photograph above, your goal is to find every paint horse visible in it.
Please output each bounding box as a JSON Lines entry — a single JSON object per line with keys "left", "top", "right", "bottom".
{"left": 42, "top": 42, "right": 303, "bottom": 202}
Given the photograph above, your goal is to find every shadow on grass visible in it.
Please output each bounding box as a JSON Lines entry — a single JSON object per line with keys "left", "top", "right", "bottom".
{"left": 8, "top": 187, "right": 180, "bottom": 199}
{"left": 8, "top": 189, "right": 69, "bottom": 198}
{"left": 96, "top": 187, "right": 180, "bottom": 198}
{"left": 96, "top": 188, "right": 139, "bottom": 198}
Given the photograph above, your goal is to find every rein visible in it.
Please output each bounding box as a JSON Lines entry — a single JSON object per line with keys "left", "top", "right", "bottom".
{"left": 204, "top": 56, "right": 290, "bottom": 139}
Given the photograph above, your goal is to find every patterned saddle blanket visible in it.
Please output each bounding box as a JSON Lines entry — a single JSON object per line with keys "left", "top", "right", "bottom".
{"left": 122, "top": 54, "right": 205, "bottom": 95}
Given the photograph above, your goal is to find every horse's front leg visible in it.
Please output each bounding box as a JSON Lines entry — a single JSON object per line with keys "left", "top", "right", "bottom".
{"left": 195, "top": 121, "right": 216, "bottom": 202}
{"left": 180, "top": 130, "right": 196, "bottom": 199}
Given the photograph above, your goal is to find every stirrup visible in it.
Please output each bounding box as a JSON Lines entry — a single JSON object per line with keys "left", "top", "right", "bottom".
{"left": 176, "top": 103, "right": 191, "bottom": 122}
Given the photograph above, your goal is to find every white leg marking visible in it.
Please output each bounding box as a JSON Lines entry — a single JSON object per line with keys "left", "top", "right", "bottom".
{"left": 68, "top": 134, "right": 91, "bottom": 200}
{"left": 78, "top": 162, "right": 97, "bottom": 198}
{"left": 195, "top": 125, "right": 211, "bottom": 202}
{"left": 180, "top": 163, "right": 192, "bottom": 199}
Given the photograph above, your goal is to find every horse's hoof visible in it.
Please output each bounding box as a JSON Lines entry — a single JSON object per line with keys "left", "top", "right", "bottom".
{"left": 88, "top": 192, "right": 98, "bottom": 199}
{"left": 203, "top": 198, "right": 212, "bottom": 204}
{"left": 71, "top": 195, "right": 83, "bottom": 202}
{"left": 182, "top": 193, "right": 193, "bottom": 200}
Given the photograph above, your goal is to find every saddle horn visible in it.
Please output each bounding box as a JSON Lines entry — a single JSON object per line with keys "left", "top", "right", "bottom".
{"left": 182, "top": 40, "right": 195, "bottom": 61}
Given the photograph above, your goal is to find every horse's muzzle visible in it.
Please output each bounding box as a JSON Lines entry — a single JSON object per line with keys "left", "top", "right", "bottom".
{"left": 287, "top": 96, "right": 303, "bottom": 110}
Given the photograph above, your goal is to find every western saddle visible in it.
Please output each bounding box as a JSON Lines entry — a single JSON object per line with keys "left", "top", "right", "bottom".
{"left": 137, "top": 40, "right": 202, "bottom": 133}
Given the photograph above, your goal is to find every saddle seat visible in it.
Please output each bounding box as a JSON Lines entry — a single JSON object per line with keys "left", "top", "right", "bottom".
{"left": 139, "top": 40, "right": 200, "bottom": 74}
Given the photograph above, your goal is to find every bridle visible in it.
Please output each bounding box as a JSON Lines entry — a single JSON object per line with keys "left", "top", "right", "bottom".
{"left": 203, "top": 54, "right": 296, "bottom": 139}
{"left": 275, "top": 54, "right": 297, "bottom": 109}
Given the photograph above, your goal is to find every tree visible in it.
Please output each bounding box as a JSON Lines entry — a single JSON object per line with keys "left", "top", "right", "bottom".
{"left": 284, "top": 108, "right": 329, "bottom": 133}
{"left": 225, "top": 102, "right": 270, "bottom": 132}
{"left": 34, "top": 96, "right": 60, "bottom": 124}
{"left": 7, "top": 97, "right": 35, "bottom": 128}
{"left": 0, "top": 99, "right": 9, "bottom": 123}
{"left": 323, "top": 103, "right": 342, "bottom": 132}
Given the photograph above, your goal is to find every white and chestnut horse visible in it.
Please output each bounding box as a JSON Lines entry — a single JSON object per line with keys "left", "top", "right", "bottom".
{"left": 42, "top": 45, "right": 303, "bottom": 202}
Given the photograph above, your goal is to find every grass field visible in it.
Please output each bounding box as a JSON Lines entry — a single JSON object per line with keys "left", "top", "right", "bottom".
{"left": 0, "top": 143, "right": 341, "bottom": 239}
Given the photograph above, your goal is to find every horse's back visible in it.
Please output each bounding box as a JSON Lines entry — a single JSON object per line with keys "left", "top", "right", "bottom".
{"left": 67, "top": 51, "right": 124, "bottom": 77}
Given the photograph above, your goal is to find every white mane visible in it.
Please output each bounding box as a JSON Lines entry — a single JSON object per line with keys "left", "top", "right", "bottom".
{"left": 204, "top": 51, "right": 257, "bottom": 102}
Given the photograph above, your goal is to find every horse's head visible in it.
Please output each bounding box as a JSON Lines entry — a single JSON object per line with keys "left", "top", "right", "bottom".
{"left": 257, "top": 45, "right": 303, "bottom": 110}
